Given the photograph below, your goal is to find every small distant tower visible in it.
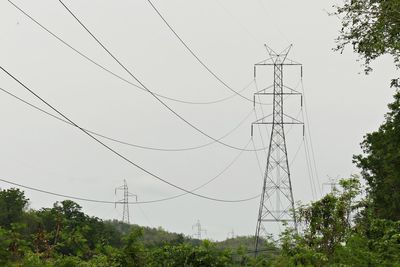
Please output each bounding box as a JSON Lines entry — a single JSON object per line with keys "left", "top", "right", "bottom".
{"left": 115, "top": 179, "right": 137, "bottom": 224}
{"left": 192, "top": 220, "right": 207, "bottom": 240}
{"left": 323, "top": 175, "right": 340, "bottom": 193}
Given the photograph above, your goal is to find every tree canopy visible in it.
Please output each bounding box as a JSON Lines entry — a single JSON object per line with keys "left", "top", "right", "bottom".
{"left": 334, "top": 0, "right": 400, "bottom": 86}
{"left": 354, "top": 91, "right": 400, "bottom": 220}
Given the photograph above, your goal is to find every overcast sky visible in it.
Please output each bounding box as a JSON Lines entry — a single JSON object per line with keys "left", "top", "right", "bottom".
{"left": 0, "top": 0, "right": 397, "bottom": 241}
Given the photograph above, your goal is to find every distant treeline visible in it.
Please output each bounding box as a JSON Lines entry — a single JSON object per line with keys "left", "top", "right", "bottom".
{"left": 0, "top": 187, "right": 279, "bottom": 266}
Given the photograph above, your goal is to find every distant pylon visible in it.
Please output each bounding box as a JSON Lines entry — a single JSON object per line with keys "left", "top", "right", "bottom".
{"left": 115, "top": 179, "right": 137, "bottom": 224}
{"left": 323, "top": 175, "right": 340, "bottom": 193}
{"left": 192, "top": 219, "right": 207, "bottom": 240}
{"left": 252, "top": 45, "right": 304, "bottom": 254}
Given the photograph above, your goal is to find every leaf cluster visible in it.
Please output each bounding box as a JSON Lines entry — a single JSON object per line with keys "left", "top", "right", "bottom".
{"left": 333, "top": 0, "right": 400, "bottom": 77}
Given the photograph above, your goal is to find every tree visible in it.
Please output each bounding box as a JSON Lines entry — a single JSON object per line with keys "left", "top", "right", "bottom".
{"left": 269, "top": 178, "right": 361, "bottom": 266}
{"left": 0, "top": 188, "right": 29, "bottom": 229}
{"left": 354, "top": 91, "right": 400, "bottom": 221}
{"left": 334, "top": 0, "right": 400, "bottom": 86}
{"left": 333, "top": 219, "right": 400, "bottom": 266}
{"left": 297, "top": 177, "right": 360, "bottom": 257}
{"left": 148, "top": 240, "right": 234, "bottom": 267}
{"left": 117, "top": 228, "right": 147, "bottom": 266}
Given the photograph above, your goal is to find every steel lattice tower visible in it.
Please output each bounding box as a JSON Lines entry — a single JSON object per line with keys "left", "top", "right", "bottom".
{"left": 192, "top": 219, "right": 207, "bottom": 240}
{"left": 252, "top": 45, "right": 303, "bottom": 254}
{"left": 115, "top": 179, "right": 137, "bottom": 224}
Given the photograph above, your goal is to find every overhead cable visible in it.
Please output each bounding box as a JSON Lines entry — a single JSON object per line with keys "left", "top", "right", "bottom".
{"left": 0, "top": 87, "right": 254, "bottom": 152}
{"left": 0, "top": 139, "right": 257, "bottom": 204}
{"left": 56, "top": 0, "right": 267, "bottom": 152}
{"left": 301, "top": 78, "right": 322, "bottom": 197}
{"left": 0, "top": 65, "right": 259, "bottom": 203}
{"left": 146, "top": 0, "right": 262, "bottom": 104}
{"left": 7, "top": 0, "right": 256, "bottom": 106}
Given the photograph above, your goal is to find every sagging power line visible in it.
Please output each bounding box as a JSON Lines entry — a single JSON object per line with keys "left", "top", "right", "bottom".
{"left": 0, "top": 65, "right": 259, "bottom": 203}
{"left": 145, "top": 0, "right": 264, "bottom": 104}
{"left": 0, "top": 86, "right": 255, "bottom": 152}
{"left": 7, "top": 0, "right": 258, "bottom": 106}
{"left": 0, "top": 137, "right": 257, "bottom": 205}
{"left": 56, "top": 0, "right": 270, "bottom": 152}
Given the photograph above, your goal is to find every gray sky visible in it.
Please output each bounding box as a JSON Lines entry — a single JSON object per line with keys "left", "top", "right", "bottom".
{"left": 0, "top": 0, "right": 397, "bottom": 241}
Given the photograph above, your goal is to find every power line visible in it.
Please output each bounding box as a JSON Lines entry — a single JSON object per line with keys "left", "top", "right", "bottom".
{"left": 253, "top": 80, "right": 270, "bottom": 159}
{"left": 214, "top": 0, "right": 263, "bottom": 45}
{"left": 145, "top": 0, "right": 263, "bottom": 105}
{"left": 300, "top": 77, "right": 322, "bottom": 197}
{"left": 136, "top": 204, "right": 153, "bottom": 227}
{"left": 303, "top": 133, "right": 318, "bottom": 199}
{"left": 256, "top": 0, "right": 292, "bottom": 45}
{"left": 0, "top": 177, "right": 116, "bottom": 204}
{"left": 0, "top": 144, "right": 260, "bottom": 205}
{"left": 7, "top": 0, "right": 255, "bottom": 106}
{"left": 0, "top": 86, "right": 255, "bottom": 152}
{"left": 55, "top": 0, "right": 269, "bottom": 152}
{"left": 0, "top": 125, "right": 254, "bottom": 205}
{"left": 129, "top": 138, "right": 259, "bottom": 203}
{"left": 0, "top": 65, "right": 259, "bottom": 203}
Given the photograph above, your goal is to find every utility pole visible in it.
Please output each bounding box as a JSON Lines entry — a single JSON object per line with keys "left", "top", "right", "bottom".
{"left": 252, "top": 45, "right": 304, "bottom": 254}
{"left": 192, "top": 220, "right": 207, "bottom": 240}
{"left": 115, "top": 179, "right": 137, "bottom": 224}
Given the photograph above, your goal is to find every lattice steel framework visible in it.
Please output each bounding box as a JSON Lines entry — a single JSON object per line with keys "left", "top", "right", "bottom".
{"left": 252, "top": 45, "right": 303, "bottom": 254}
{"left": 115, "top": 179, "right": 137, "bottom": 224}
{"left": 192, "top": 219, "right": 207, "bottom": 240}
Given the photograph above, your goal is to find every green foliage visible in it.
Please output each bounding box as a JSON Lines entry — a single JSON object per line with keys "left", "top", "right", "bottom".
{"left": 0, "top": 177, "right": 398, "bottom": 266}
{"left": 148, "top": 240, "right": 234, "bottom": 267}
{"left": 297, "top": 177, "right": 360, "bottom": 258}
{"left": 118, "top": 228, "right": 147, "bottom": 266}
{"left": 332, "top": 219, "right": 400, "bottom": 266}
{"left": 1, "top": 3, "right": 399, "bottom": 265}
{"left": 216, "top": 235, "right": 255, "bottom": 251}
{"left": 0, "top": 227, "right": 12, "bottom": 265}
{"left": 266, "top": 177, "right": 400, "bottom": 267}
{"left": 0, "top": 224, "right": 31, "bottom": 265}
{"left": 185, "top": 240, "right": 232, "bottom": 266}
{"left": 21, "top": 251, "right": 51, "bottom": 267}
{"left": 354, "top": 91, "right": 400, "bottom": 221}
{"left": 333, "top": 0, "right": 400, "bottom": 78}
{"left": 0, "top": 188, "right": 29, "bottom": 229}
{"left": 265, "top": 178, "right": 360, "bottom": 266}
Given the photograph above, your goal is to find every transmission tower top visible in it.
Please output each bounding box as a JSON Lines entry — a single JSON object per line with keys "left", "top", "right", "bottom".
{"left": 254, "top": 44, "right": 301, "bottom": 67}
{"left": 251, "top": 45, "right": 304, "bottom": 137}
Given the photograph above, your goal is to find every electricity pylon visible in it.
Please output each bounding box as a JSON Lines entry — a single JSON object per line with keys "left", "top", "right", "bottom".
{"left": 192, "top": 220, "right": 207, "bottom": 240}
{"left": 323, "top": 175, "right": 340, "bottom": 193}
{"left": 252, "top": 45, "right": 304, "bottom": 254}
{"left": 115, "top": 179, "right": 137, "bottom": 224}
